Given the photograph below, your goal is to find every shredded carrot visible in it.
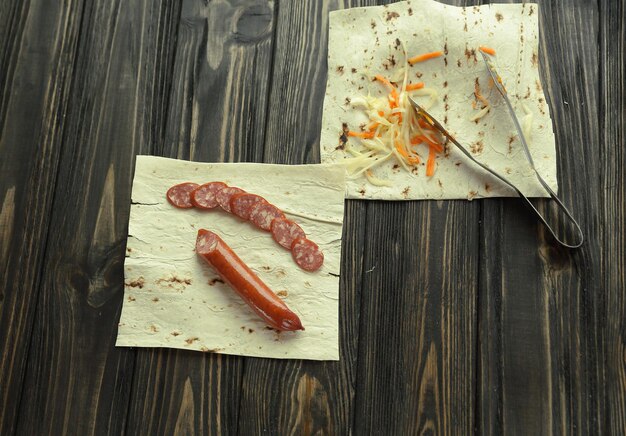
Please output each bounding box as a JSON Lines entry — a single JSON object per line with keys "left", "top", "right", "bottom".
{"left": 367, "top": 122, "right": 380, "bottom": 130}
{"left": 408, "top": 156, "right": 421, "bottom": 165}
{"left": 348, "top": 130, "right": 375, "bottom": 139}
{"left": 479, "top": 46, "right": 496, "bottom": 56}
{"left": 405, "top": 82, "right": 425, "bottom": 91}
{"left": 426, "top": 148, "right": 436, "bottom": 177}
{"left": 378, "top": 110, "right": 385, "bottom": 117}
{"left": 416, "top": 118, "right": 433, "bottom": 130}
{"left": 375, "top": 75, "right": 395, "bottom": 91}
{"left": 411, "top": 135, "right": 443, "bottom": 152}
{"left": 395, "top": 141, "right": 409, "bottom": 158}
{"left": 408, "top": 51, "right": 443, "bottom": 65}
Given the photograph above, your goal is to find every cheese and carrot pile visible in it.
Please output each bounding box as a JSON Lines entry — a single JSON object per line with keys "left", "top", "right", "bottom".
{"left": 341, "top": 45, "right": 498, "bottom": 186}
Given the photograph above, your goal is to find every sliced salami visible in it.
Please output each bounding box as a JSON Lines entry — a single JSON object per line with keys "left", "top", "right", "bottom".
{"left": 291, "top": 238, "right": 324, "bottom": 272}
{"left": 249, "top": 202, "right": 286, "bottom": 231}
{"left": 192, "top": 182, "right": 227, "bottom": 209}
{"left": 271, "top": 218, "right": 306, "bottom": 249}
{"left": 230, "top": 193, "right": 266, "bottom": 220}
{"left": 216, "top": 186, "right": 245, "bottom": 213}
{"left": 166, "top": 182, "right": 199, "bottom": 209}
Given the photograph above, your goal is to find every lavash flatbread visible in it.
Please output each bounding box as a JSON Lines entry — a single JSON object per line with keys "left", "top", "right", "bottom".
{"left": 116, "top": 156, "right": 345, "bottom": 360}
{"left": 320, "top": 0, "right": 557, "bottom": 200}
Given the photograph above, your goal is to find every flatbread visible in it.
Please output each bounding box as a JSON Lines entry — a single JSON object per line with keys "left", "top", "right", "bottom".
{"left": 116, "top": 156, "right": 345, "bottom": 360}
{"left": 320, "top": 0, "right": 557, "bottom": 200}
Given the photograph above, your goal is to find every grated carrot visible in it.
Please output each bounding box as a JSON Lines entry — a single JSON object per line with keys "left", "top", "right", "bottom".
{"left": 348, "top": 130, "right": 375, "bottom": 139}
{"left": 405, "top": 82, "right": 425, "bottom": 91}
{"left": 411, "top": 134, "right": 443, "bottom": 153}
{"left": 395, "top": 141, "right": 409, "bottom": 158}
{"left": 426, "top": 148, "right": 436, "bottom": 177}
{"left": 479, "top": 46, "right": 496, "bottom": 56}
{"left": 375, "top": 75, "right": 395, "bottom": 91}
{"left": 408, "top": 51, "right": 443, "bottom": 65}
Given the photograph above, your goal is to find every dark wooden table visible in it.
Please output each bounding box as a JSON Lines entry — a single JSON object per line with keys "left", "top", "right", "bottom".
{"left": 1, "top": 0, "right": 624, "bottom": 434}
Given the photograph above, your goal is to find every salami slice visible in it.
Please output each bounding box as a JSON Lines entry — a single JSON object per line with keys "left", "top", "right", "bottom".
{"left": 271, "top": 218, "right": 306, "bottom": 249}
{"left": 166, "top": 182, "right": 199, "bottom": 209}
{"left": 291, "top": 238, "right": 324, "bottom": 272}
{"left": 249, "top": 202, "right": 286, "bottom": 231}
{"left": 192, "top": 182, "right": 227, "bottom": 209}
{"left": 230, "top": 193, "right": 266, "bottom": 220}
{"left": 216, "top": 186, "right": 245, "bottom": 213}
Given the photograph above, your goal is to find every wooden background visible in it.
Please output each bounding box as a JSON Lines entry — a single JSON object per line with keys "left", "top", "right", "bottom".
{"left": 0, "top": 0, "right": 624, "bottom": 434}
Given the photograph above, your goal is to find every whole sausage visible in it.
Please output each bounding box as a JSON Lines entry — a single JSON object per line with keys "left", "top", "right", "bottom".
{"left": 196, "top": 229, "right": 304, "bottom": 331}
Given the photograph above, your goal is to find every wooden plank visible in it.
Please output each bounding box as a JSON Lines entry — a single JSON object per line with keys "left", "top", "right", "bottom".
{"left": 478, "top": 0, "right": 604, "bottom": 434}
{"left": 354, "top": 200, "right": 479, "bottom": 434}
{"left": 600, "top": 0, "right": 625, "bottom": 433}
{"left": 125, "top": 1, "right": 276, "bottom": 434}
{"left": 237, "top": 1, "right": 374, "bottom": 434}
{"left": 13, "top": 2, "right": 181, "bottom": 435}
{"left": 349, "top": 1, "right": 478, "bottom": 434}
{"left": 0, "top": 1, "right": 84, "bottom": 434}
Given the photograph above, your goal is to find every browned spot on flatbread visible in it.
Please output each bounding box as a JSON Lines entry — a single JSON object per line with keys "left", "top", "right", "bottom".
{"left": 171, "top": 331, "right": 181, "bottom": 336}
{"left": 385, "top": 11, "right": 399, "bottom": 21}
{"left": 408, "top": 7, "right": 413, "bottom": 16}
{"left": 468, "top": 190, "right": 478, "bottom": 200}
{"left": 485, "top": 184, "right": 492, "bottom": 193}
{"left": 529, "top": 5, "right": 535, "bottom": 15}
{"left": 370, "top": 20, "right": 376, "bottom": 29}
{"left": 337, "top": 122, "right": 349, "bottom": 150}
{"left": 185, "top": 337, "right": 199, "bottom": 345}
{"left": 157, "top": 276, "right": 191, "bottom": 286}
{"left": 276, "top": 290, "right": 288, "bottom": 297}
{"left": 248, "top": 328, "right": 254, "bottom": 333}
{"left": 508, "top": 135, "right": 516, "bottom": 153}
{"left": 465, "top": 47, "right": 477, "bottom": 63}
{"left": 457, "top": 59, "right": 462, "bottom": 67}
{"left": 127, "top": 295, "right": 136, "bottom": 302}
{"left": 358, "top": 188, "right": 366, "bottom": 197}
{"left": 531, "top": 52, "right": 538, "bottom": 67}
{"left": 344, "top": 97, "right": 351, "bottom": 106}
{"left": 152, "top": 297, "right": 159, "bottom": 302}
{"left": 470, "top": 141, "right": 484, "bottom": 154}
{"left": 125, "top": 277, "right": 145, "bottom": 289}
{"left": 208, "top": 277, "right": 224, "bottom": 286}
{"left": 402, "top": 187, "right": 410, "bottom": 198}
{"left": 351, "top": 68, "right": 357, "bottom": 73}
{"left": 495, "top": 12, "right": 503, "bottom": 22}
{"left": 336, "top": 65, "right": 344, "bottom": 75}
{"left": 149, "top": 325, "right": 158, "bottom": 332}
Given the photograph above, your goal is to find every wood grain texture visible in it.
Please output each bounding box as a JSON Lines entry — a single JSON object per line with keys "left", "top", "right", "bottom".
{"left": 161, "top": 0, "right": 275, "bottom": 163}
{"left": 0, "top": 0, "right": 623, "bottom": 434}
{"left": 478, "top": 0, "right": 604, "bottom": 434}
{"left": 126, "top": 1, "right": 275, "bottom": 435}
{"left": 600, "top": 0, "right": 625, "bottom": 434}
{"left": 13, "top": 1, "right": 180, "bottom": 435}
{"left": 354, "top": 200, "right": 479, "bottom": 435}
{"left": 0, "top": 1, "right": 83, "bottom": 434}
{"left": 237, "top": 1, "right": 375, "bottom": 433}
